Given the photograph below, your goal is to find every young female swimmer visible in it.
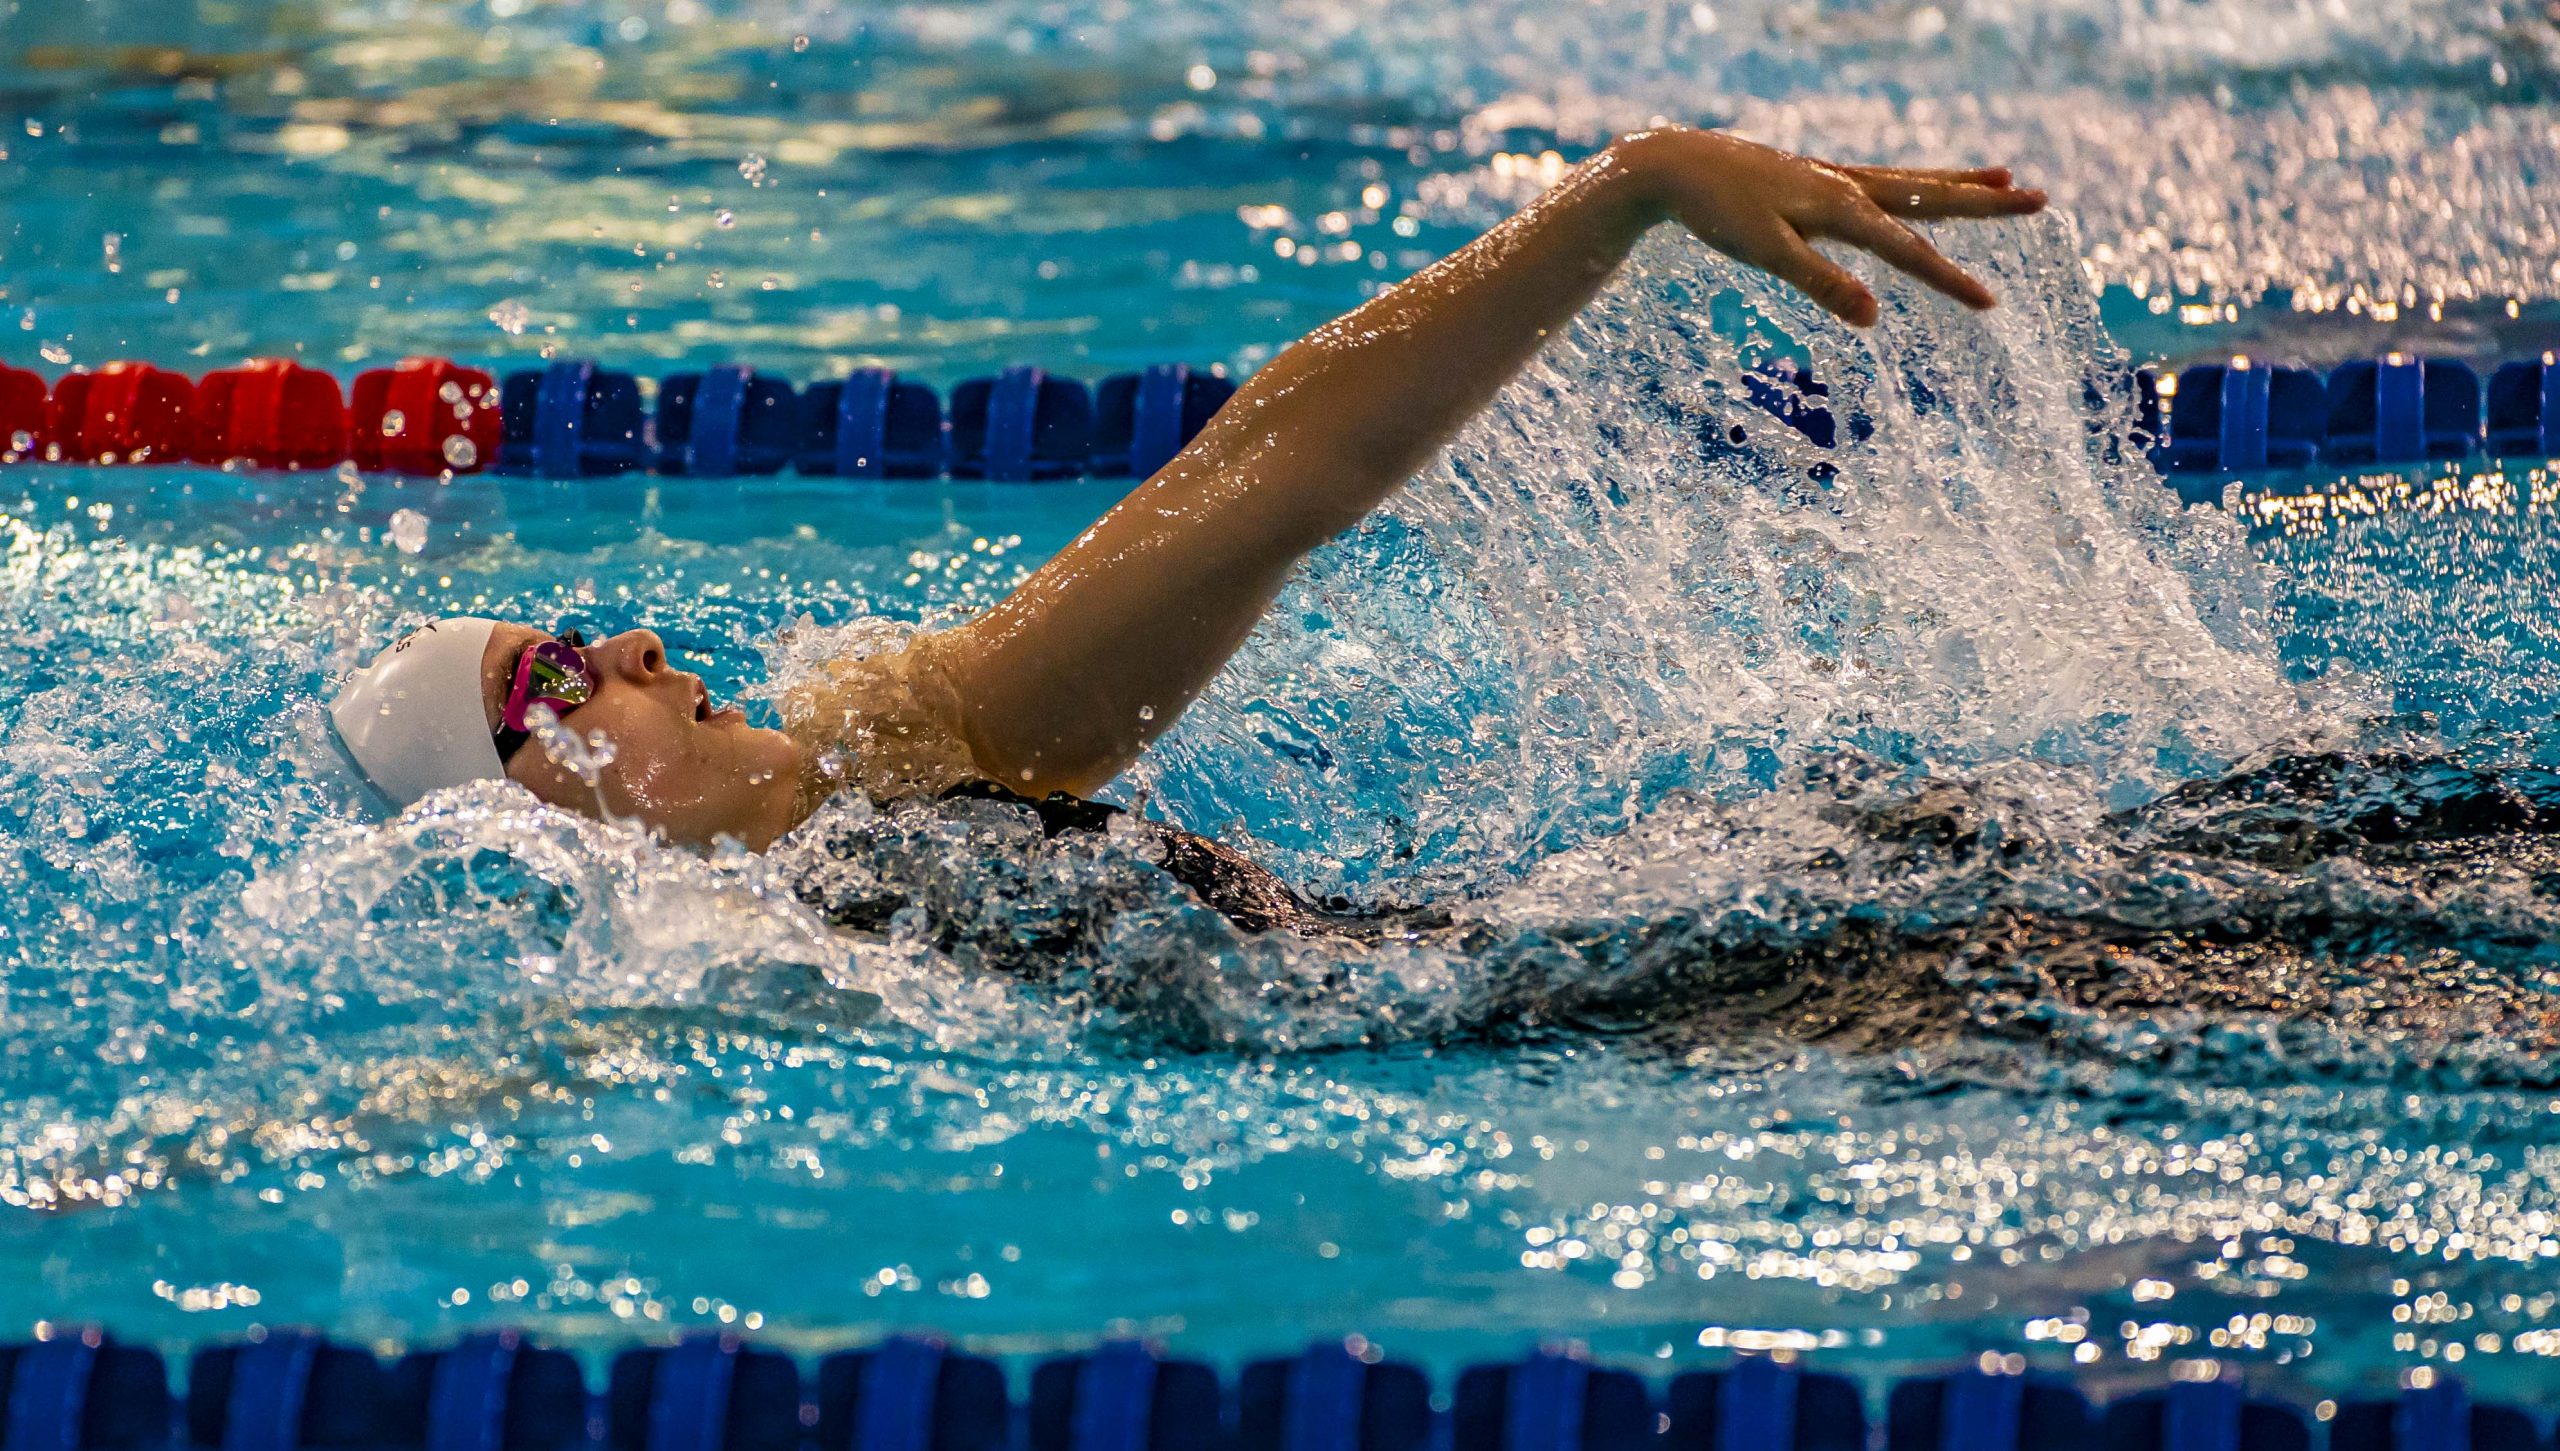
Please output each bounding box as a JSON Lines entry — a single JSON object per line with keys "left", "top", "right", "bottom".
{"left": 332, "top": 129, "right": 2047, "bottom": 853}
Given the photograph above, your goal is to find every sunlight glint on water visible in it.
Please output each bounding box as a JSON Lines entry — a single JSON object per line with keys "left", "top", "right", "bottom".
{"left": 3, "top": 0, "right": 2560, "bottom": 1406}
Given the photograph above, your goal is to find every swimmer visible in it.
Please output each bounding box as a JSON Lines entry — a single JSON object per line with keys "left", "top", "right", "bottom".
{"left": 333, "top": 129, "right": 2047, "bottom": 864}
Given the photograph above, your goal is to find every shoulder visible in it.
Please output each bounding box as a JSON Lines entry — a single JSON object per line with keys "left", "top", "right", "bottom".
{"left": 780, "top": 632, "right": 983, "bottom": 802}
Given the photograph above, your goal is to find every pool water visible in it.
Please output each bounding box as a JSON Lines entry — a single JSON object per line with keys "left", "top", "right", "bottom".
{"left": 9, "top": 0, "right": 2560, "bottom": 1407}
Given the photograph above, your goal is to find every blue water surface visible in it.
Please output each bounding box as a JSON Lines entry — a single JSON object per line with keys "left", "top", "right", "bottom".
{"left": 5, "top": 0, "right": 2560, "bottom": 1410}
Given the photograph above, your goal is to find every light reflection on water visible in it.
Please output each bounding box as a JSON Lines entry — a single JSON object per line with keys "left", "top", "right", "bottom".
{"left": 4, "top": 0, "right": 2560, "bottom": 1409}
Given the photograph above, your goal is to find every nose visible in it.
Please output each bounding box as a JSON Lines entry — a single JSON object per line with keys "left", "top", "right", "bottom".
{"left": 591, "top": 628, "right": 670, "bottom": 684}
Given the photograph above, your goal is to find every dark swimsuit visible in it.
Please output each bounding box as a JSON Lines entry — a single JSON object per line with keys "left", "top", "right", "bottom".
{"left": 935, "top": 781, "right": 1439, "bottom": 940}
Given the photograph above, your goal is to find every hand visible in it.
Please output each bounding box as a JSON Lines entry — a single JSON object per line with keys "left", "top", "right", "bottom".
{"left": 1610, "top": 128, "right": 2048, "bottom": 326}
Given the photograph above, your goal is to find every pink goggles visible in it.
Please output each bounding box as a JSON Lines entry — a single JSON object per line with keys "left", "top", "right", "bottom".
{"left": 501, "top": 633, "right": 597, "bottom": 735}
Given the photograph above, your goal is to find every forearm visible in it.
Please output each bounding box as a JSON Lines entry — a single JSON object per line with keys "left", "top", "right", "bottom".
{"left": 1183, "top": 136, "right": 1668, "bottom": 545}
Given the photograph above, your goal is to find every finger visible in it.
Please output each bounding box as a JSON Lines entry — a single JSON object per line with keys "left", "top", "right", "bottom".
{"left": 1844, "top": 163, "right": 2015, "bottom": 187}
{"left": 1754, "top": 225, "right": 1879, "bottom": 327}
{"left": 1850, "top": 172, "right": 2048, "bottom": 219}
{"left": 1818, "top": 204, "right": 1997, "bottom": 310}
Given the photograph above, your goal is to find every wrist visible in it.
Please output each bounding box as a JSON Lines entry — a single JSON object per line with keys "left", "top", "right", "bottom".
{"left": 1599, "top": 127, "right": 1701, "bottom": 225}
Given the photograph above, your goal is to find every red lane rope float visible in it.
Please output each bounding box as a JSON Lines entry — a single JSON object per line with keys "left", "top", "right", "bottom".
{"left": 0, "top": 363, "right": 47, "bottom": 463}
{"left": 191, "top": 359, "right": 351, "bottom": 471}
{"left": 52, "top": 361, "right": 196, "bottom": 465}
{"left": 351, "top": 357, "right": 500, "bottom": 475}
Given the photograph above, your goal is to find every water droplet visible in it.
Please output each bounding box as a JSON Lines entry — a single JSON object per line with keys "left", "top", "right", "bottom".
{"left": 1137, "top": 705, "right": 1156, "bottom": 722}
{"left": 380, "top": 409, "right": 406, "bottom": 437}
{"left": 442, "top": 435, "right": 479, "bottom": 469}
{"left": 791, "top": 34, "right": 809, "bottom": 52}
{"left": 388, "top": 508, "right": 428, "bottom": 553}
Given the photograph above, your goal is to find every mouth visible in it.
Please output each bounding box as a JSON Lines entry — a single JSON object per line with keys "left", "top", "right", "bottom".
{"left": 691, "top": 677, "right": 744, "bottom": 726}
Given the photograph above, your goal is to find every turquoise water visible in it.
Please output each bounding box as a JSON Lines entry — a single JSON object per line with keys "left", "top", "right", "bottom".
{"left": 8, "top": 0, "right": 2560, "bottom": 1407}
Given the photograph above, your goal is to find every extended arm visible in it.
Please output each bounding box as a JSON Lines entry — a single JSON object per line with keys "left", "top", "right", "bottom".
{"left": 915, "top": 127, "right": 2046, "bottom": 797}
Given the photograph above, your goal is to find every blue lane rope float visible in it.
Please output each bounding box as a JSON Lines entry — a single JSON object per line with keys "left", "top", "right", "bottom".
{"left": 403, "top": 1329, "right": 589, "bottom": 1451}
{"left": 2324, "top": 356, "right": 2483, "bottom": 465}
{"left": 1451, "top": 1347, "right": 1654, "bottom": 1451}
{"left": 500, "top": 360, "right": 649, "bottom": 478}
{"left": 1662, "top": 1353, "right": 1873, "bottom": 1451}
{"left": 1273, "top": 1341, "right": 1368, "bottom": 1451}
{"left": 2, "top": 1331, "right": 174, "bottom": 1451}
{"left": 423, "top": 1332, "right": 520, "bottom": 1451}
{"left": 2155, "top": 360, "right": 2326, "bottom": 474}
{"left": 2333, "top": 1374, "right": 2546, "bottom": 1451}
{"left": 210, "top": 1333, "right": 321, "bottom": 1451}
{"left": 1496, "top": 1349, "right": 1591, "bottom": 1451}
{"left": 2101, "top": 1379, "right": 2283, "bottom": 1451}
{"left": 658, "top": 365, "right": 801, "bottom": 477}
{"left": 1885, "top": 1365, "right": 2093, "bottom": 1451}
{"left": 611, "top": 1335, "right": 803, "bottom": 1451}
{"left": 950, "top": 366, "right": 1096, "bottom": 483}
{"left": 815, "top": 1335, "right": 1008, "bottom": 1451}
{"left": 799, "top": 369, "right": 945, "bottom": 479}
{"left": 1090, "top": 365, "right": 1239, "bottom": 479}
{"left": 1028, "top": 1341, "right": 1220, "bottom": 1451}
{"left": 190, "top": 1331, "right": 397, "bottom": 1451}
{"left": 1239, "top": 1340, "right": 1432, "bottom": 1451}
{"left": 4, "top": 1334, "right": 102, "bottom": 1451}
{"left": 7, "top": 1332, "right": 2557, "bottom": 1451}
{"left": 2487, "top": 355, "right": 2559, "bottom": 458}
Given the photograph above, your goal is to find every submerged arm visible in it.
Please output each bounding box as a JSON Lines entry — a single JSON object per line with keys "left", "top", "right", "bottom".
{"left": 916, "top": 128, "right": 2045, "bottom": 797}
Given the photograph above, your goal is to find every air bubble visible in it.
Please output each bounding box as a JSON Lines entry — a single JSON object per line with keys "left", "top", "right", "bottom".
{"left": 715, "top": 209, "right": 735, "bottom": 228}
{"left": 380, "top": 409, "right": 406, "bottom": 437}
{"left": 442, "top": 435, "right": 478, "bottom": 469}
{"left": 387, "top": 508, "right": 428, "bottom": 553}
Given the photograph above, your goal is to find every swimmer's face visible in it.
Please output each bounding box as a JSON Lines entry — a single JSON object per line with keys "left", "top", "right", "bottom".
{"left": 480, "top": 624, "right": 804, "bottom": 850}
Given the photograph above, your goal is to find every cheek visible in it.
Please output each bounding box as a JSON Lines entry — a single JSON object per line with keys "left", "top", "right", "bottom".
{"left": 614, "top": 725, "right": 698, "bottom": 799}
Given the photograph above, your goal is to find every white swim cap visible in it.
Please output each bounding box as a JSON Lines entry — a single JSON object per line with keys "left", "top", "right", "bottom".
{"left": 330, "top": 616, "right": 507, "bottom": 807}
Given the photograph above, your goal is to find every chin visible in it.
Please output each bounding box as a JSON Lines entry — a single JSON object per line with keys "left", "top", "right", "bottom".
{"left": 722, "top": 723, "right": 806, "bottom": 797}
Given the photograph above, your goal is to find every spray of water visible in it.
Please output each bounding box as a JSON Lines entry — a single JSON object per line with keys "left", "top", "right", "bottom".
{"left": 1135, "top": 214, "right": 2354, "bottom": 900}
